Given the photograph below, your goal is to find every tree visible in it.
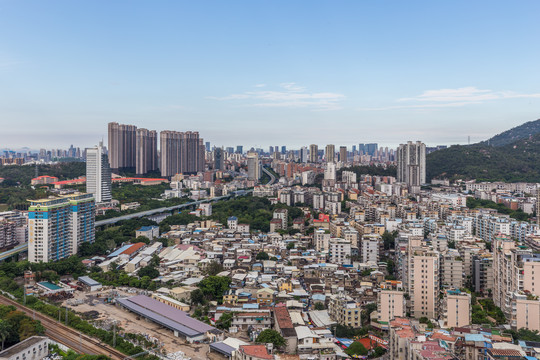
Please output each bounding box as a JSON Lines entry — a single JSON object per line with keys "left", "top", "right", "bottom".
{"left": 0, "top": 320, "right": 10, "bottom": 350}
{"left": 286, "top": 242, "right": 295, "bottom": 250}
{"left": 216, "top": 312, "right": 233, "bottom": 330}
{"left": 363, "top": 302, "right": 378, "bottom": 325}
{"left": 190, "top": 289, "right": 205, "bottom": 305}
{"left": 205, "top": 261, "right": 224, "bottom": 276}
{"left": 198, "top": 276, "right": 231, "bottom": 304}
{"left": 133, "top": 236, "right": 150, "bottom": 244}
{"left": 255, "top": 329, "right": 286, "bottom": 348}
{"left": 346, "top": 341, "right": 368, "bottom": 356}
{"left": 371, "top": 346, "right": 387, "bottom": 358}
{"left": 314, "top": 302, "right": 325, "bottom": 310}
{"left": 256, "top": 252, "right": 270, "bottom": 261}
{"left": 138, "top": 265, "right": 159, "bottom": 279}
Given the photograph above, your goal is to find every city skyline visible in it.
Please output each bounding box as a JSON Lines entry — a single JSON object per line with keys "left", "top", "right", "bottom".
{"left": 1, "top": 1, "right": 539, "bottom": 148}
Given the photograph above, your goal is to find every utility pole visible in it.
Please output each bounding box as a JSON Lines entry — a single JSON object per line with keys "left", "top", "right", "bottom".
{"left": 65, "top": 307, "right": 68, "bottom": 325}
{"left": 113, "top": 321, "right": 116, "bottom": 347}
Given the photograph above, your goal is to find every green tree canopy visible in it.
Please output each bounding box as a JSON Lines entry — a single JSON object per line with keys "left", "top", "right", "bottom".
{"left": 255, "top": 329, "right": 286, "bottom": 347}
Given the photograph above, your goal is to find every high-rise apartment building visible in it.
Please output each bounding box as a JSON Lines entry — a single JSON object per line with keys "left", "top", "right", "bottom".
{"left": 236, "top": 145, "right": 243, "bottom": 154}
{"left": 135, "top": 128, "right": 158, "bottom": 175}
{"left": 108, "top": 122, "right": 136, "bottom": 170}
{"left": 537, "top": 188, "right": 540, "bottom": 227}
{"left": 247, "top": 152, "right": 260, "bottom": 181}
{"left": 0, "top": 211, "right": 27, "bottom": 248}
{"left": 442, "top": 290, "right": 471, "bottom": 328}
{"left": 160, "top": 131, "right": 205, "bottom": 177}
{"left": 397, "top": 141, "right": 426, "bottom": 186}
{"left": 408, "top": 247, "right": 440, "bottom": 319}
{"left": 28, "top": 193, "right": 95, "bottom": 263}
{"left": 325, "top": 144, "right": 335, "bottom": 163}
{"left": 378, "top": 290, "right": 405, "bottom": 325}
{"left": 309, "top": 144, "right": 318, "bottom": 163}
{"left": 300, "top": 147, "right": 308, "bottom": 163}
{"left": 339, "top": 146, "right": 347, "bottom": 163}
{"left": 86, "top": 142, "right": 112, "bottom": 203}
{"left": 214, "top": 147, "right": 224, "bottom": 170}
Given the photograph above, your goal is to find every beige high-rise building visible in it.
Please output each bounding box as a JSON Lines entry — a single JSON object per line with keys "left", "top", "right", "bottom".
{"left": 325, "top": 144, "right": 335, "bottom": 163}
{"left": 378, "top": 290, "right": 405, "bottom": 324}
{"left": 514, "top": 294, "right": 540, "bottom": 331}
{"left": 247, "top": 152, "right": 260, "bottom": 181}
{"left": 339, "top": 146, "right": 347, "bottom": 163}
{"left": 443, "top": 291, "right": 471, "bottom": 328}
{"left": 160, "top": 130, "right": 205, "bottom": 177}
{"left": 309, "top": 144, "right": 318, "bottom": 163}
{"left": 408, "top": 247, "right": 440, "bottom": 319}
{"left": 493, "top": 235, "right": 540, "bottom": 327}
{"left": 537, "top": 187, "right": 540, "bottom": 227}
{"left": 136, "top": 128, "right": 158, "bottom": 175}
{"left": 108, "top": 122, "right": 137, "bottom": 170}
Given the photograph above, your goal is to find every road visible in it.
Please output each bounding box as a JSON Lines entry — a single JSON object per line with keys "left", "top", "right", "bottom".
{"left": 0, "top": 295, "right": 125, "bottom": 359}
{"left": 95, "top": 190, "right": 251, "bottom": 226}
{"left": 262, "top": 166, "right": 277, "bottom": 185}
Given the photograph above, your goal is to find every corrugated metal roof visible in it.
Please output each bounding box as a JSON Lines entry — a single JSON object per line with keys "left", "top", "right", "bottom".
{"left": 122, "top": 295, "right": 215, "bottom": 334}
{"left": 210, "top": 342, "right": 235, "bottom": 356}
{"left": 108, "top": 244, "right": 132, "bottom": 258}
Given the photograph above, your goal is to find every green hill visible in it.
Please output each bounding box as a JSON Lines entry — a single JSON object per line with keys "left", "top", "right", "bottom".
{"left": 427, "top": 133, "right": 540, "bottom": 182}
{"left": 480, "top": 118, "right": 540, "bottom": 147}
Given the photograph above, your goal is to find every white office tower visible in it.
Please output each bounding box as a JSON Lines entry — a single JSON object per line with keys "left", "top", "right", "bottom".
{"left": 324, "top": 162, "right": 336, "bottom": 181}
{"left": 247, "top": 152, "right": 260, "bottom": 181}
{"left": 86, "top": 142, "right": 112, "bottom": 203}
{"left": 396, "top": 141, "right": 426, "bottom": 186}
{"left": 300, "top": 146, "right": 308, "bottom": 163}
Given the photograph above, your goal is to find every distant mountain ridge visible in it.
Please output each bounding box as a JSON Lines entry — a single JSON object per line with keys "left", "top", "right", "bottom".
{"left": 480, "top": 119, "right": 540, "bottom": 147}
{"left": 426, "top": 117, "right": 540, "bottom": 182}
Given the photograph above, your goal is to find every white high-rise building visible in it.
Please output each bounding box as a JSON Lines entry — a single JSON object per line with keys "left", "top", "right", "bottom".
{"left": 300, "top": 146, "right": 308, "bottom": 163}
{"left": 324, "top": 162, "right": 336, "bottom": 181}
{"left": 86, "top": 142, "right": 112, "bottom": 203}
{"left": 396, "top": 141, "right": 426, "bottom": 186}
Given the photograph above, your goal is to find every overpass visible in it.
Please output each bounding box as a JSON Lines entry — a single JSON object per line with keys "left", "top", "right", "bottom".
{"left": 0, "top": 243, "right": 28, "bottom": 261}
{"left": 262, "top": 166, "right": 277, "bottom": 185}
{"left": 95, "top": 190, "right": 252, "bottom": 226}
{"left": 0, "top": 189, "right": 254, "bottom": 261}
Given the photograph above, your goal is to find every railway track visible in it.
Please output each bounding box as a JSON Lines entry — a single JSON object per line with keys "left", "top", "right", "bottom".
{"left": 0, "top": 295, "right": 126, "bottom": 359}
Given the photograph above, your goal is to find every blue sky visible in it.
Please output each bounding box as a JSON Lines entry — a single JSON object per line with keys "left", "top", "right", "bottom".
{"left": 1, "top": 0, "right": 539, "bottom": 150}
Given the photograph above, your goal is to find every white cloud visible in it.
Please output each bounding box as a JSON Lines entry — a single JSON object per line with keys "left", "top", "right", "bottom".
{"left": 210, "top": 83, "right": 345, "bottom": 111}
{"left": 360, "top": 86, "right": 540, "bottom": 111}
{"left": 254, "top": 83, "right": 266, "bottom": 88}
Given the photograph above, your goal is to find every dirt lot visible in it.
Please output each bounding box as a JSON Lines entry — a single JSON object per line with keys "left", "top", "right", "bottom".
{"left": 62, "top": 288, "right": 210, "bottom": 359}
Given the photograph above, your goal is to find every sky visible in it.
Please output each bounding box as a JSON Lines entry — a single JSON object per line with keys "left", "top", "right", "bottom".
{"left": 1, "top": 0, "right": 540, "bottom": 150}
